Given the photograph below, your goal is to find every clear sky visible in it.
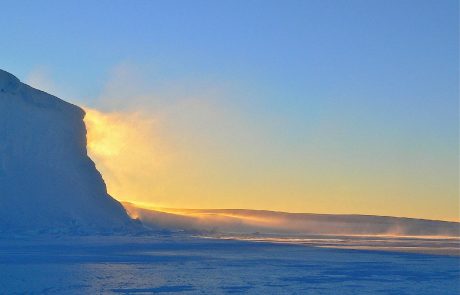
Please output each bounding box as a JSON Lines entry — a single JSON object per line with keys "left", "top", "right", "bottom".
{"left": 1, "top": 0, "right": 458, "bottom": 220}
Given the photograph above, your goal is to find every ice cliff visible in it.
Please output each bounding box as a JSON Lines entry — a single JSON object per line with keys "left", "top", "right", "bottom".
{"left": 0, "top": 69, "right": 137, "bottom": 234}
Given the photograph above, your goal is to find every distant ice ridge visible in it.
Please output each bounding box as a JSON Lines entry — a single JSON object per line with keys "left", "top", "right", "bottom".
{"left": 124, "top": 203, "right": 460, "bottom": 237}
{"left": 0, "top": 69, "right": 140, "bottom": 235}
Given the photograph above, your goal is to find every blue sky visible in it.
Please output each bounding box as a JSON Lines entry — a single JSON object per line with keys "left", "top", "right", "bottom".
{"left": 1, "top": 0, "right": 458, "bottom": 219}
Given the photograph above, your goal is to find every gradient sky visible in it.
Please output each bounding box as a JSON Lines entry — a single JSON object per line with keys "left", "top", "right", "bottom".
{"left": 1, "top": 0, "right": 458, "bottom": 220}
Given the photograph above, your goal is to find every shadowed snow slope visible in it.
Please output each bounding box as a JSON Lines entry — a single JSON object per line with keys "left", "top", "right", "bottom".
{"left": 0, "top": 69, "right": 136, "bottom": 234}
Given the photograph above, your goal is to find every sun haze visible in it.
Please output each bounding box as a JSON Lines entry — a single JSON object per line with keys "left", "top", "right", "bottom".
{"left": 5, "top": 0, "right": 457, "bottom": 222}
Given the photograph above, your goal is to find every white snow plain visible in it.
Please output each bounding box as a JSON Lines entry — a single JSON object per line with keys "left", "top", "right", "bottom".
{"left": 0, "top": 234, "right": 459, "bottom": 294}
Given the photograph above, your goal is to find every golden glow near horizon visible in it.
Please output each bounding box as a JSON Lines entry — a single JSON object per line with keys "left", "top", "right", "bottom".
{"left": 84, "top": 108, "right": 170, "bottom": 203}
{"left": 83, "top": 107, "right": 459, "bottom": 222}
{"left": 85, "top": 109, "right": 124, "bottom": 157}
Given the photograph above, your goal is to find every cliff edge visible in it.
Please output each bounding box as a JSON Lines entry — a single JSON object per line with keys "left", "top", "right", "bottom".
{"left": 0, "top": 69, "right": 137, "bottom": 234}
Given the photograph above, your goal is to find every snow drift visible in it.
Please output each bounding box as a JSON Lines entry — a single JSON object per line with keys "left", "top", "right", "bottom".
{"left": 0, "top": 69, "right": 137, "bottom": 234}
{"left": 124, "top": 203, "right": 460, "bottom": 237}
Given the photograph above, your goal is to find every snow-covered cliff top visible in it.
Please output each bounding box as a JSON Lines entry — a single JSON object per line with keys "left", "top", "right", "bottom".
{"left": 0, "top": 69, "right": 20, "bottom": 92}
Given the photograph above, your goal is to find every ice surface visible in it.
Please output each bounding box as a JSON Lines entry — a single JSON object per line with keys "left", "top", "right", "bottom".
{"left": 0, "top": 235, "right": 459, "bottom": 294}
{"left": 0, "top": 69, "right": 137, "bottom": 234}
{"left": 209, "top": 233, "right": 460, "bottom": 256}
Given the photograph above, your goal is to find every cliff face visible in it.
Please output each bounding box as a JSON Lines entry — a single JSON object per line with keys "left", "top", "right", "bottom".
{"left": 0, "top": 69, "right": 135, "bottom": 234}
